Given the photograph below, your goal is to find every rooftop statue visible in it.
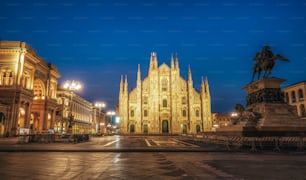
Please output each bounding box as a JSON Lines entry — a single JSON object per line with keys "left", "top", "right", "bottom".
{"left": 252, "top": 45, "right": 288, "bottom": 82}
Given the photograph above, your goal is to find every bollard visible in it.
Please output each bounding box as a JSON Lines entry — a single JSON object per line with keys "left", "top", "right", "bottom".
{"left": 273, "top": 137, "right": 280, "bottom": 152}
{"left": 250, "top": 139, "right": 257, "bottom": 152}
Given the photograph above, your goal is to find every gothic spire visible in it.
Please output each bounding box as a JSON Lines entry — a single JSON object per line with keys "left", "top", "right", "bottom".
{"left": 188, "top": 64, "right": 193, "bottom": 83}
{"left": 201, "top": 76, "right": 205, "bottom": 91}
{"left": 149, "top": 52, "right": 158, "bottom": 72}
{"left": 137, "top": 64, "right": 141, "bottom": 81}
{"left": 124, "top": 75, "right": 128, "bottom": 92}
{"left": 205, "top": 76, "right": 210, "bottom": 95}
{"left": 171, "top": 53, "right": 174, "bottom": 69}
{"left": 175, "top": 53, "right": 179, "bottom": 69}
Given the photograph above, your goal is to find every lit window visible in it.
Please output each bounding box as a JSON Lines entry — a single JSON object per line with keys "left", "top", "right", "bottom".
{"left": 182, "top": 110, "right": 186, "bottom": 117}
{"left": 163, "top": 99, "right": 167, "bottom": 107}
{"left": 131, "top": 110, "right": 134, "bottom": 117}
{"left": 182, "top": 97, "right": 186, "bottom": 104}
{"left": 143, "top": 97, "right": 148, "bottom": 104}
{"left": 291, "top": 91, "right": 296, "bottom": 103}
{"left": 196, "top": 110, "right": 200, "bottom": 117}
{"left": 144, "top": 110, "right": 148, "bottom": 117}
{"left": 298, "top": 89, "right": 304, "bottom": 101}
{"left": 161, "top": 79, "right": 167, "bottom": 91}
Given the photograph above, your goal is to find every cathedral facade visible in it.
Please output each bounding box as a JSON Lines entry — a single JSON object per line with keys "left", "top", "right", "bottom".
{"left": 118, "top": 52, "right": 212, "bottom": 134}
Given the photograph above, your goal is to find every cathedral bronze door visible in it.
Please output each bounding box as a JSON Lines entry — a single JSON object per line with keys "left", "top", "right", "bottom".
{"left": 162, "top": 120, "right": 168, "bottom": 133}
{"left": 130, "top": 124, "right": 135, "bottom": 133}
{"left": 182, "top": 124, "right": 187, "bottom": 134}
{"left": 143, "top": 124, "right": 148, "bottom": 133}
{"left": 196, "top": 125, "right": 201, "bottom": 133}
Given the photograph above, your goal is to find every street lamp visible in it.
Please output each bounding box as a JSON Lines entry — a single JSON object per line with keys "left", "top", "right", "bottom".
{"left": 106, "top": 111, "right": 115, "bottom": 134}
{"left": 95, "top": 102, "right": 106, "bottom": 134}
{"left": 63, "top": 80, "right": 82, "bottom": 135}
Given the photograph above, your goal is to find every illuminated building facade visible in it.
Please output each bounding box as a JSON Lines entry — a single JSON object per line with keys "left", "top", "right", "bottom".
{"left": 283, "top": 81, "right": 306, "bottom": 118}
{"left": 118, "top": 52, "right": 212, "bottom": 134}
{"left": 55, "top": 89, "right": 94, "bottom": 134}
{"left": 92, "top": 107, "right": 106, "bottom": 134}
{"left": 0, "top": 41, "right": 60, "bottom": 136}
{"left": 212, "top": 113, "right": 232, "bottom": 129}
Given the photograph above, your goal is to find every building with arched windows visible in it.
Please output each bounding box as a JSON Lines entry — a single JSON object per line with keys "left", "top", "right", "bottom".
{"left": 0, "top": 41, "right": 61, "bottom": 136}
{"left": 55, "top": 89, "right": 95, "bottom": 135}
{"left": 118, "top": 52, "right": 212, "bottom": 134}
{"left": 0, "top": 41, "right": 106, "bottom": 137}
{"left": 283, "top": 81, "right": 306, "bottom": 118}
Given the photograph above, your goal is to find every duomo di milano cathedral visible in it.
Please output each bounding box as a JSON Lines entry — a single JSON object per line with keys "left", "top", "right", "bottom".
{"left": 118, "top": 52, "right": 212, "bottom": 134}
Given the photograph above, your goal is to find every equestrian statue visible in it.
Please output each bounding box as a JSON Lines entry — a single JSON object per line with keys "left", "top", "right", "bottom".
{"left": 252, "top": 45, "right": 289, "bottom": 81}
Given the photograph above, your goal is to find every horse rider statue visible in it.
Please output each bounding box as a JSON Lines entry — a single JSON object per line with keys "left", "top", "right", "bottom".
{"left": 252, "top": 45, "right": 289, "bottom": 82}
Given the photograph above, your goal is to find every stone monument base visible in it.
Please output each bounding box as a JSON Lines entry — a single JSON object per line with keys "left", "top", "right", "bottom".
{"left": 216, "top": 77, "right": 306, "bottom": 137}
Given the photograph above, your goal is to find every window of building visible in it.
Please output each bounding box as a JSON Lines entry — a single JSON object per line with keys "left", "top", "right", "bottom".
{"left": 291, "top": 91, "right": 296, "bottom": 103}
{"left": 300, "top": 104, "right": 305, "bottom": 117}
{"left": 22, "top": 72, "right": 30, "bottom": 89}
{"left": 182, "top": 97, "right": 186, "bottom": 104}
{"left": 144, "top": 109, "right": 148, "bottom": 117}
{"left": 182, "top": 110, "right": 186, "bottom": 117}
{"left": 196, "top": 110, "right": 200, "bottom": 117}
{"left": 1, "top": 71, "right": 14, "bottom": 86}
{"left": 161, "top": 79, "right": 167, "bottom": 91}
{"left": 130, "top": 110, "right": 134, "bottom": 117}
{"left": 163, "top": 99, "right": 167, "bottom": 107}
{"left": 298, "top": 89, "right": 304, "bottom": 101}
{"left": 285, "top": 92, "right": 289, "bottom": 103}
{"left": 143, "top": 96, "right": 148, "bottom": 104}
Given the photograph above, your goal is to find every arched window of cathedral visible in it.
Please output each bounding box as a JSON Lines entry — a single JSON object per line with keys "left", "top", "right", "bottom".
{"left": 182, "top": 109, "right": 186, "bottom": 117}
{"left": 143, "top": 96, "right": 148, "bottom": 104}
{"left": 196, "top": 109, "right": 200, "bottom": 117}
{"left": 162, "top": 99, "right": 167, "bottom": 107}
{"left": 291, "top": 91, "right": 296, "bottom": 103}
{"left": 161, "top": 79, "right": 167, "bottom": 91}
{"left": 182, "top": 97, "right": 187, "bottom": 104}
{"left": 131, "top": 110, "right": 134, "bottom": 117}
{"left": 144, "top": 109, "right": 148, "bottom": 117}
{"left": 298, "top": 89, "right": 304, "bottom": 101}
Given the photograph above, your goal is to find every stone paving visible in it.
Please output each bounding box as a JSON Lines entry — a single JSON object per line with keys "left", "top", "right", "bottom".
{"left": 0, "top": 136, "right": 227, "bottom": 152}
{"left": 1, "top": 152, "right": 306, "bottom": 179}
{"left": 0, "top": 136, "right": 306, "bottom": 179}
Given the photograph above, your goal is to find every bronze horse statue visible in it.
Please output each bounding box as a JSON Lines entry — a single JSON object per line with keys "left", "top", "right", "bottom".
{"left": 252, "top": 46, "right": 289, "bottom": 81}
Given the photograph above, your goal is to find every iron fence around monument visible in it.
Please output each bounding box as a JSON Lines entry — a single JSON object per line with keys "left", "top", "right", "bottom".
{"left": 189, "top": 133, "right": 306, "bottom": 152}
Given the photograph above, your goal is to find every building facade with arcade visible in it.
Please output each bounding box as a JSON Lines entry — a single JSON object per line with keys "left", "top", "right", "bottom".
{"left": 0, "top": 41, "right": 60, "bottom": 136}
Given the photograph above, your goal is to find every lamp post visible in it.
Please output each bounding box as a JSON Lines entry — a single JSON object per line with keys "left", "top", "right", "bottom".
{"left": 106, "top": 111, "right": 115, "bottom": 135}
{"left": 63, "top": 80, "right": 82, "bottom": 135}
{"left": 95, "top": 102, "right": 105, "bottom": 135}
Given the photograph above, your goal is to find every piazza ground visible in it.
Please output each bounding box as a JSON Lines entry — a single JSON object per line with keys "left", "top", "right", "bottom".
{"left": 0, "top": 136, "right": 306, "bottom": 179}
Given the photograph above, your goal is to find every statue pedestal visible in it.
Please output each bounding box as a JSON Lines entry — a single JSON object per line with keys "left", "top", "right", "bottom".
{"left": 217, "top": 77, "right": 306, "bottom": 136}
{"left": 247, "top": 78, "right": 306, "bottom": 135}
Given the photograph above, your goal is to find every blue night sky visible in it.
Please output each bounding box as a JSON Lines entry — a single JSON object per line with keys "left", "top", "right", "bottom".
{"left": 1, "top": 0, "right": 305, "bottom": 112}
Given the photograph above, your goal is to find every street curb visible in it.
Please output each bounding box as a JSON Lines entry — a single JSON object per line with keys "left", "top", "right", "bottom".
{"left": 0, "top": 148, "right": 242, "bottom": 153}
